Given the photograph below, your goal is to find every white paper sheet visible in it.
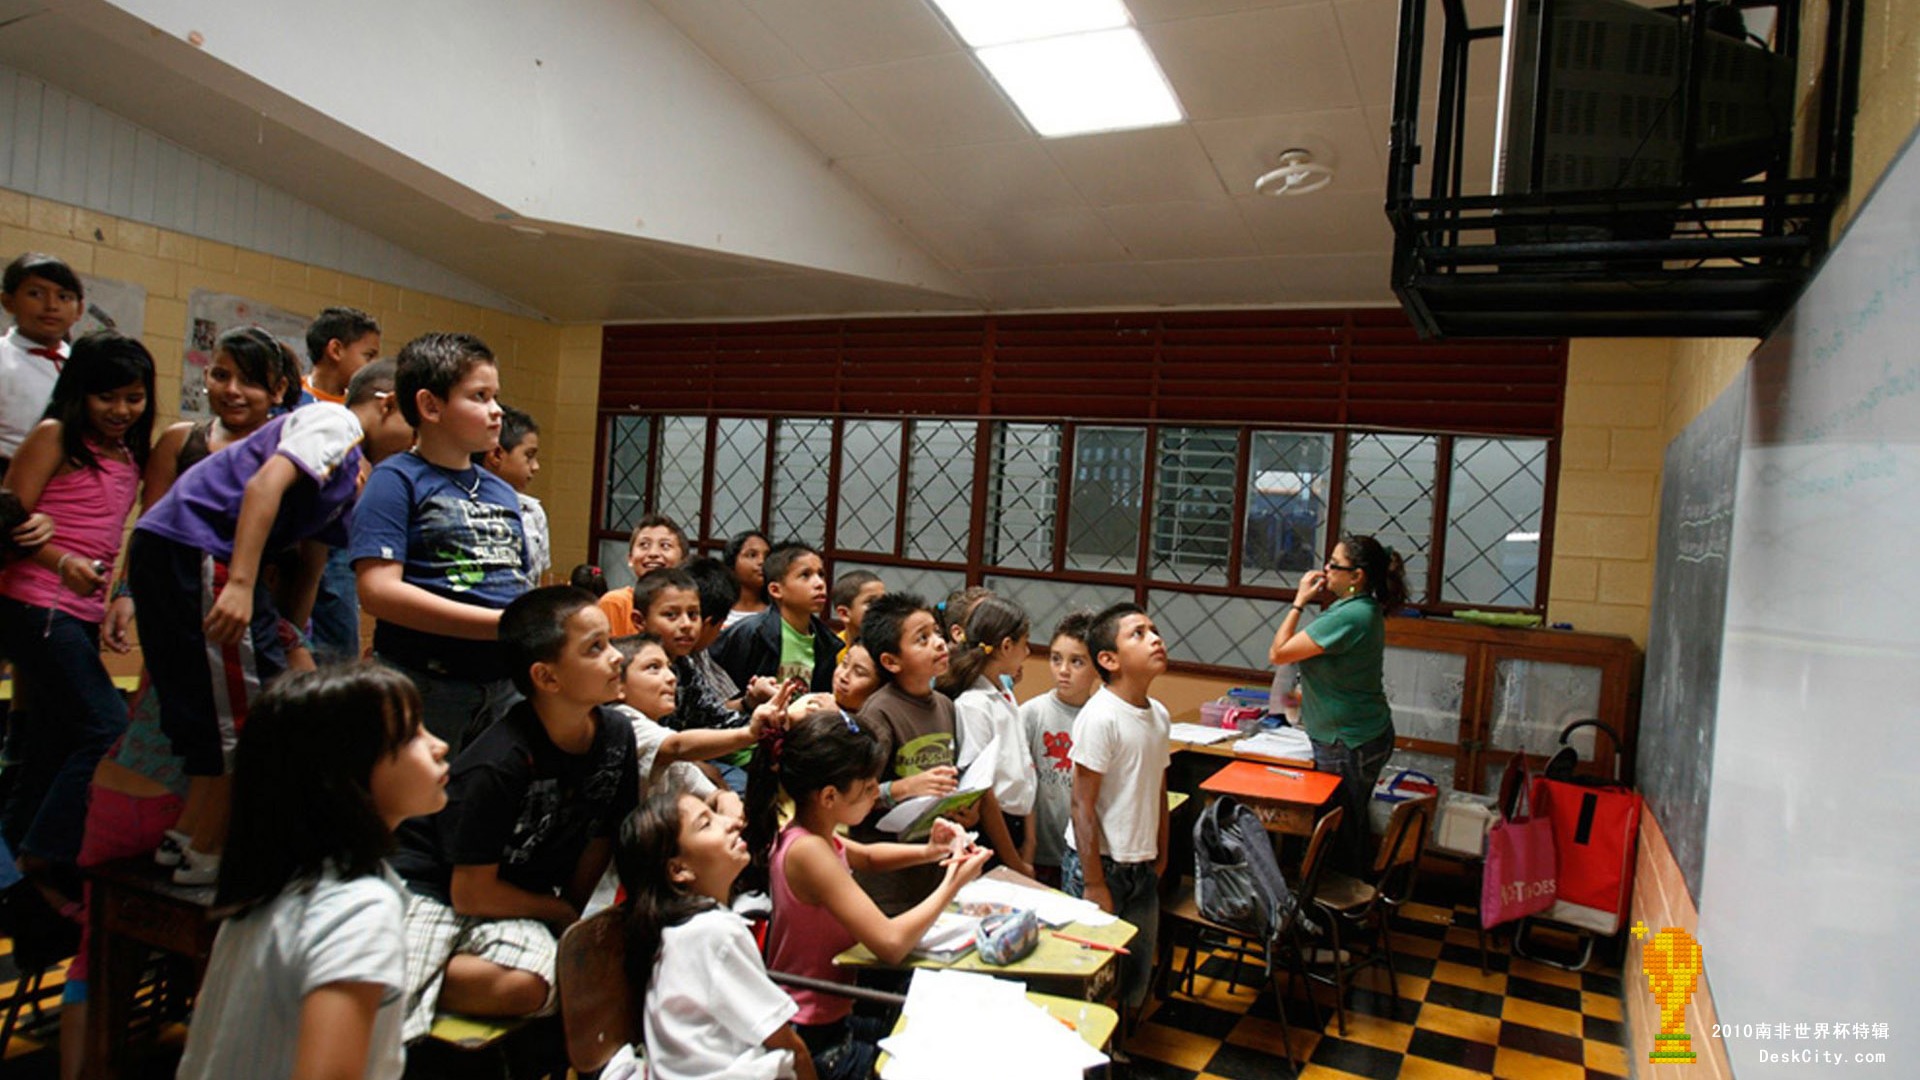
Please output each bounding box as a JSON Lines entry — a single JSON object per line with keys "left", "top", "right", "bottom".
{"left": 1233, "top": 726, "right": 1315, "bottom": 761}
{"left": 1169, "top": 722, "right": 1239, "bottom": 745}
{"left": 955, "top": 877, "right": 1117, "bottom": 928}
{"left": 880, "top": 970, "right": 1108, "bottom": 1080}
{"left": 875, "top": 740, "right": 997, "bottom": 835}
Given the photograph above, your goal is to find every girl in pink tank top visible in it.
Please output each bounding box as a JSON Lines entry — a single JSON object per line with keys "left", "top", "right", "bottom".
{"left": 0, "top": 331, "right": 154, "bottom": 879}
{"left": 747, "top": 710, "right": 992, "bottom": 1080}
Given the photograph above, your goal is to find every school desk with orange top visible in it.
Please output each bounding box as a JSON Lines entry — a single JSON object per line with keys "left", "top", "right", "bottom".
{"left": 1196, "top": 759, "right": 1344, "bottom": 837}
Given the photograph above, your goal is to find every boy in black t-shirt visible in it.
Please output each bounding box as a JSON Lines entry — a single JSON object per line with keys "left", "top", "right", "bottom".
{"left": 392, "top": 586, "right": 638, "bottom": 1042}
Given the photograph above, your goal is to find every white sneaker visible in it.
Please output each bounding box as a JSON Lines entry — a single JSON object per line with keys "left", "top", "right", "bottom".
{"left": 172, "top": 846, "right": 221, "bottom": 887}
{"left": 154, "top": 829, "right": 191, "bottom": 867}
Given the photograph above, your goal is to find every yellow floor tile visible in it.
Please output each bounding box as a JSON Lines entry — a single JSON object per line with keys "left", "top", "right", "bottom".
{"left": 1585, "top": 1038, "right": 1631, "bottom": 1074}
{"left": 1337, "top": 1011, "right": 1417, "bottom": 1053}
{"left": 1395, "top": 932, "right": 1446, "bottom": 958}
{"left": 1401, "top": 1056, "right": 1499, "bottom": 1080}
{"left": 1582, "top": 990, "right": 1623, "bottom": 1020}
{"left": 1419, "top": 1003, "right": 1506, "bottom": 1045}
{"left": 1227, "top": 1014, "right": 1319, "bottom": 1060}
{"left": 1501, "top": 996, "right": 1585, "bottom": 1037}
{"left": 1299, "top": 1066, "right": 1378, "bottom": 1080}
{"left": 1400, "top": 901, "right": 1457, "bottom": 925}
{"left": 1432, "top": 959, "right": 1509, "bottom": 994}
{"left": 1493, "top": 1046, "right": 1587, "bottom": 1079}
{"left": 1128, "top": 1021, "right": 1222, "bottom": 1071}
{"left": 1506, "top": 958, "right": 1583, "bottom": 989}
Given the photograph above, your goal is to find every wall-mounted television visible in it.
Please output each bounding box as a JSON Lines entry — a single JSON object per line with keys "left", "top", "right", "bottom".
{"left": 1493, "top": 0, "right": 1794, "bottom": 198}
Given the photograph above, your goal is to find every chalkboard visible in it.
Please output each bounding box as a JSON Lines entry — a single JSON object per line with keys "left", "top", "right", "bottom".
{"left": 1694, "top": 128, "right": 1920, "bottom": 1069}
{"left": 1639, "top": 368, "right": 1744, "bottom": 905}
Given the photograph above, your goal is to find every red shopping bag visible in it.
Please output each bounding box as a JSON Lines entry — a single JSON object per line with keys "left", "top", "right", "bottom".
{"left": 1481, "top": 760, "right": 1557, "bottom": 928}
{"left": 1531, "top": 775, "right": 1640, "bottom": 931}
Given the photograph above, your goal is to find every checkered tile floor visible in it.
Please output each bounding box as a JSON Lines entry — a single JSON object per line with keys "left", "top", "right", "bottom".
{"left": 1, "top": 880, "right": 1631, "bottom": 1079}
{"left": 1127, "top": 881, "right": 1632, "bottom": 1080}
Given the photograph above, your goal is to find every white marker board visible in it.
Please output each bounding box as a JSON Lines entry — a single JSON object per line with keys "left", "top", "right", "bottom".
{"left": 1697, "top": 130, "right": 1920, "bottom": 1071}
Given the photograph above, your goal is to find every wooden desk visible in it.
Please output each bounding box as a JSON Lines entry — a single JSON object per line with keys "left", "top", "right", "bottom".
{"left": 83, "top": 857, "right": 230, "bottom": 1079}
{"left": 1198, "top": 760, "right": 1343, "bottom": 837}
{"left": 1170, "top": 734, "right": 1314, "bottom": 769}
{"left": 835, "top": 867, "right": 1137, "bottom": 1001}
{"left": 878, "top": 991, "right": 1119, "bottom": 1071}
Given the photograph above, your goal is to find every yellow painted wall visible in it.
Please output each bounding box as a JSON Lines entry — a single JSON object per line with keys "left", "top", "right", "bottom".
{"left": 1545, "top": 338, "right": 1671, "bottom": 644}
{"left": 0, "top": 187, "right": 601, "bottom": 571}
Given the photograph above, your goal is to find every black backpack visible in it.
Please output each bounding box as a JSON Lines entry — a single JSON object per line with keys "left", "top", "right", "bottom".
{"left": 1194, "top": 795, "right": 1302, "bottom": 964}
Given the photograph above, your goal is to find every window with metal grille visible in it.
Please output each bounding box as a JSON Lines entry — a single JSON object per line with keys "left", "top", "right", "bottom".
{"left": 1151, "top": 427, "right": 1238, "bottom": 586}
{"left": 1066, "top": 427, "right": 1146, "bottom": 575}
{"left": 904, "top": 420, "right": 976, "bottom": 564}
{"left": 1242, "top": 431, "right": 1335, "bottom": 589}
{"left": 1341, "top": 433, "right": 1437, "bottom": 590}
{"left": 837, "top": 420, "right": 902, "bottom": 555}
{"left": 1443, "top": 437, "right": 1548, "bottom": 607}
{"left": 593, "top": 310, "right": 1564, "bottom": 677}
{"left": 989, "top": 423, "right": 1060, "bottom": 571}
{"left": 770, "top": 419, "right": 832, "bottom": 550}
{"left": 602, "top": 416, "right": 651, "bottom": 534}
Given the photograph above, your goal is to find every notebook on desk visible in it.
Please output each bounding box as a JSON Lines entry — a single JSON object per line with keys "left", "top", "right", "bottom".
{"left": 1199, "top": 760, "right": 1343, "bottom": 805}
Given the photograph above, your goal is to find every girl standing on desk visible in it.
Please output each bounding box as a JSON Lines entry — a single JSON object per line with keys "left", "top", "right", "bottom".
{"left": 1268, "top": 534, "right": 1406, "bottom": 874}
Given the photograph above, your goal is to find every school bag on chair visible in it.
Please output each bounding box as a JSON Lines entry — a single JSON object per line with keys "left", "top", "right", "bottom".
{"left": 1194, "top": 795, "right": 1302, "bottom": 962}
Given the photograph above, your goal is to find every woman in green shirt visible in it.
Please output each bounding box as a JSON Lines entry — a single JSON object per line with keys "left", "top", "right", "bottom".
{"left": 1269, "top": 534, "right": 1408, "bottom": 873}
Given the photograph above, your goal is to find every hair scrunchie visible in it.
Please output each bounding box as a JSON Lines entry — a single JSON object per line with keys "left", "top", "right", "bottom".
{"left": 980, "top": 642, "right": 994, "bottom": 655}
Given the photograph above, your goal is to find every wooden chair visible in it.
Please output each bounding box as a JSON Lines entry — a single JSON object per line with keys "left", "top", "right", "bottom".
{"left": 556, "top": 907, "right": 633, "bottom": 1075}
{"left": 1157, "top": 805, "right": 1346, "bottom": 1072}
{"left": 1304, "top": 794, "right": 1436, "bottom": 1034}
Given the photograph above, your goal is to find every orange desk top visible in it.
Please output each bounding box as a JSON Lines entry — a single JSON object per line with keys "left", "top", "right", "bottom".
{"left": 1199, "top": 760, "right": 1343, "bottom": 805}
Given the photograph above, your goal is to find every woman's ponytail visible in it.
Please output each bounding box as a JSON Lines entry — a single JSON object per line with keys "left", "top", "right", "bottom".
{"left": 1342, "top": 533, "right": 1409, "bottom": 611}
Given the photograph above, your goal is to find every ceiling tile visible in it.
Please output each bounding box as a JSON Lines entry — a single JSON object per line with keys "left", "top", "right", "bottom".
{"left": 1099, "top": 201, "right": 1256, "bottom": 260}
{"left": 1146, "top": 257, "right": 1289, "bottom": 305}
{"left": 831, "top": 155, "right": 961, "bottom": 222}
{"left": 1264, "top": 252, "right": 1395, "bottom": 303}
{"left": 1235, "top": 189, "right": 1393, "bottom": 255}
{"left": 824, "top": 53, "right": 1029, "bottom": 150}
{"left": 1005, "top": 263, "right": 1169, "bottom": 308}
{"left": 904, "top": 215, "right": 1020, "bottom": 268}
{"left": 648, "top": 0, "right": 810, "bottom": 82}
{"left": 742, "top": 0, "right": 959, "bottom": 71}
{"left": 749, "top": 74, "right": 897, "bottom": 159}
{"left": 1363, "top": 95, "right": 1501, "bottom": 197}
{"left": 978, "top": 209, "right": 1130, "bottom": 267}
{"left": 1334, "top": 0, "right": 1504, "bottom": 110}
{"left": 906, "top": 142, "right": 1085, "bottom": 215}
{"left": 1128, "top": 0, "right": 1318, "bottom": 22}
{"left": 1044, "top": 125, "right": 1228, "bottom": 206}
{"left": 1144, "top": 6, "right": 1358, "bottom": 120}
{"left": 1193, "top": 108, "right": 1387, "bottom": 196}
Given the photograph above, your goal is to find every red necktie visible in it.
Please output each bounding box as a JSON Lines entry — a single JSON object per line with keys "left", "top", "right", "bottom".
{"left": 27, "top": 347, "right": 62, "bottom": 370}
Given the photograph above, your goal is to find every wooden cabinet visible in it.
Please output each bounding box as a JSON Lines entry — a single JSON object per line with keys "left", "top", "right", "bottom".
{"left": 1373, "top": 618, "right": 1641, "bottom": 794}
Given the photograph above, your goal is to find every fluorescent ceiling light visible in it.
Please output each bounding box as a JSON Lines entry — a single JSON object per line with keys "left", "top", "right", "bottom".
{"left": 976, "top": 28, "right": 1184, "bottom": 138}
{"left": 1504, "top": 530, "right": 1542, "bottom": 543}
{"left": 928, "top": 0, "right": 1132, "bottom": 47}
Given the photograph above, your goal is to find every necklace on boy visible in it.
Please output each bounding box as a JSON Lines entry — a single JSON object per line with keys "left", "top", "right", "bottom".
{"left": 414, "top": 449, "right": 484, "bottom": 500}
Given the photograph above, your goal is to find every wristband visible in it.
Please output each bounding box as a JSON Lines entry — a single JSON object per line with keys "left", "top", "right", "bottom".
{"left": 56, "top": 552, "right": 78, "bottom": 575}
{"left": 1290, "top": 604, "right": 1308, "bottom": 613}
{"left": 880, "top": 780, "right": 895, "bottom": 808}
{"left": 112, "top": 579, "right": 133, "bottom": 601}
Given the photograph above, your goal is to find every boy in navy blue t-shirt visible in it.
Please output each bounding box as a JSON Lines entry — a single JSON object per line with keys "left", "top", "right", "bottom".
{"left": 351, "top": 332, "right": 529, "bottom": 754}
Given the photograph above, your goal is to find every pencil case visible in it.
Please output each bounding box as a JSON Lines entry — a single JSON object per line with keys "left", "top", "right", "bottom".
{"left": 976, "top": 909, "right": 1039, "bottom": 966}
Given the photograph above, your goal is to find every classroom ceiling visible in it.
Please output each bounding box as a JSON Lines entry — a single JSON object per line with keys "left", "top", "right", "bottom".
{"left": 0, "top": 0, "right": 1505, "bottom": 322}
{"left": 644, "top": 0, "right": 1500, "bottom": 314}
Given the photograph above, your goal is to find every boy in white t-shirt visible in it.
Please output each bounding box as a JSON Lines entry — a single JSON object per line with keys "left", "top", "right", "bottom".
{"left": 1062, "top": 602, "right": 1171, "bottom": 1013}
{"left": 1019, "top": 611, "right": 1099, "bottom": 886}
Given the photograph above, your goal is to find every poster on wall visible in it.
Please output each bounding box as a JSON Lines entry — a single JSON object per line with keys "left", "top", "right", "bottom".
{"left": 74, "top": 274, "right": 147, "bottom": 341}
{"left": 180, "top": 290, "right": 310, "bottom": 419}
